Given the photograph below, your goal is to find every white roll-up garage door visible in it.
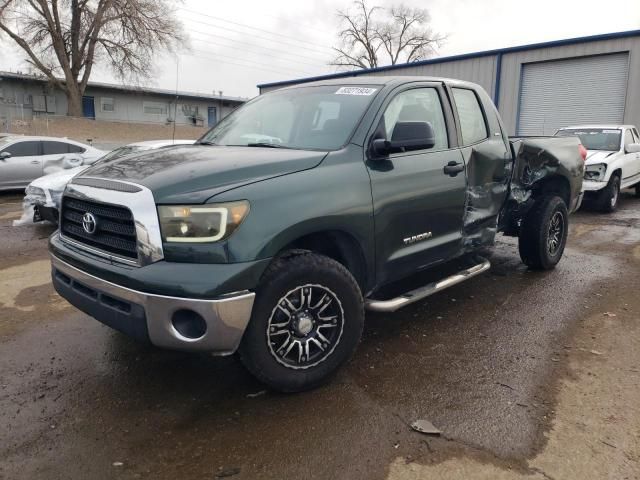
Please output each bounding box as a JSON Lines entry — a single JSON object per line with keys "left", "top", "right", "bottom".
{"left": 517, "top": 52, "right": 629, "bottom": 135}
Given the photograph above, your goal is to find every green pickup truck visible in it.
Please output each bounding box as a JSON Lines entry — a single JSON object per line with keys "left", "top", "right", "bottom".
{"left": 49, "top": 77, "right": 585, "bottom": 391}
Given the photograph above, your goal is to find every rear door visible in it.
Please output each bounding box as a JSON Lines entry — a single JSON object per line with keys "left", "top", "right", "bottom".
{"left": 0, "top": 140, "right": 43, "bottom": 188}
{"left": 366, "top": 83, "right": 466, "bottom": 286}
{"left": 449, "top": 86, "right": 511, "bottom": 242}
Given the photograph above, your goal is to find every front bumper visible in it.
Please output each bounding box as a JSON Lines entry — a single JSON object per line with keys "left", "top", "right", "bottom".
{"left": 582, "top": 179, "right": 607, "bottom": 192}
{"left": 34, "top": 204, "right": 59, "bottom": 224}
{"left": 51, "top": 254, "right": 256, "bottom": 354}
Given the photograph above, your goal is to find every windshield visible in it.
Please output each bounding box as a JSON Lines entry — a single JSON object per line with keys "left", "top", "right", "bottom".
{"left": 98, "top": 145, "right": 147, "bottom": 162}
{"left": 556, "top": 128, "right": 621, "bottom": 151}
{"left": 198, "top": 85, "right": 379, "bottom": 150}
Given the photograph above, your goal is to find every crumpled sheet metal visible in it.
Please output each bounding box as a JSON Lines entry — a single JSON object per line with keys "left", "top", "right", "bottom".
{"left": 461, "top": 147, "right": 510, "bottom": 249}
{"left": 42, "top": 154, "right": 85, "bottom": 175}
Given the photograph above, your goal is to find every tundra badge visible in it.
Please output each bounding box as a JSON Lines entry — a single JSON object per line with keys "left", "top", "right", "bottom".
{"left": 403, "top": 232, "right": 432, "bottom": 245}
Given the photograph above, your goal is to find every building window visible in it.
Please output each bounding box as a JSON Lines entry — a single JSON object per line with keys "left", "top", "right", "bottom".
{"left": 143, "top": 101, "right": 168, "bottom": 115}
{"left": 101, "top": 97, "right": 115, "bottom": 112}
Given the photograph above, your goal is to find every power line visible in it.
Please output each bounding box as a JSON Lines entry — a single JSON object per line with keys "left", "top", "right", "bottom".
{"left": 179, "top": 7, "right": 334, "bottom": 51}
{"left": 179, "top": 15, "right": 332, "bottom": 56}
{"left": 179, "top": 51, "right": 316, "bottom": 78}
{"left": 184, "top": 48, "right": 318, "bottom": 76}
{"left": 189, "top": 37, "right": 329, "bottom": 69}
{"left": 188, "top": 27, "right": 331, "bottom": 60}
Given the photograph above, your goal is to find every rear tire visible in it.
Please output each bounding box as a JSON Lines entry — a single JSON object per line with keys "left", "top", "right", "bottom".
{"left": 518, "top": 196, "right": 568, "bottom": 270}
{"left": 595, "top": 174, "right": 620, "bottom": 213}
{"left": 239, "top": 252, "right": 364, "bottom": 392}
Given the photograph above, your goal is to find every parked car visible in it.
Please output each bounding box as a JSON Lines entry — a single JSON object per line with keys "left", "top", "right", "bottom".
{"left": 49, "top": 77, "right": 584, "bottom": 392}
{"left": 0, "top": 135, "right": 104, "bottom": 191}
{"left": 19, "top": 140, "right": 195, "bottom": 225}
{"left": 556, "top": 125, "right": 640, "bottom": 212}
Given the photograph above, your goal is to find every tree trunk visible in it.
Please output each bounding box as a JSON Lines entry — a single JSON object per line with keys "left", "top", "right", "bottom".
{"left": 66, "top": 86, "right": 84, "bottom": 117}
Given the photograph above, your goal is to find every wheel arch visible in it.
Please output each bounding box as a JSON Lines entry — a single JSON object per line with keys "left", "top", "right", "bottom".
{"left": 271, "top": 230, "right": 370, "bottom": 293}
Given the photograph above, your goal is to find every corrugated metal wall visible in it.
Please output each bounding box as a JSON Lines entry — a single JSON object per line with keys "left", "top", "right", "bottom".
{"left": 258, "top": 34, "right": 640, "bottom": 136}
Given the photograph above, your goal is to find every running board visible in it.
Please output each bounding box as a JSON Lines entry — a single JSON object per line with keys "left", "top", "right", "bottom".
{"left": 365, "top": 257, "right": 491, "bottom": 313}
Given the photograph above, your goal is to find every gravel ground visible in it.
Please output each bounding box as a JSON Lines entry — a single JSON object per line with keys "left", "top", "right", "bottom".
{"left": 0, "top": 190, "right": 638, "bottom": 480}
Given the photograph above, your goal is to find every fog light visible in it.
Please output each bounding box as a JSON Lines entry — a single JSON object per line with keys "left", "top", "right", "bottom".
{"left": 171, "top": 309, "right": 207, "bottom": 339}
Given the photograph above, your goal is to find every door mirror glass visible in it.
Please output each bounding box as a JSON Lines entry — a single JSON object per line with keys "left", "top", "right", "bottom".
{"left": 372, "top": 121, "right": 436, "bottom": 157}
{"left": 0, "top": 151, "right": 11, "bottom": 160}
{"left": 626, "top": 143, "right": 640, "bottom": 154}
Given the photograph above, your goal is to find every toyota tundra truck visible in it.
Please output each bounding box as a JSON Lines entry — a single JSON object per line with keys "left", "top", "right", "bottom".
{"left": 49, "top": 77, "right": 585, "bottom": 392}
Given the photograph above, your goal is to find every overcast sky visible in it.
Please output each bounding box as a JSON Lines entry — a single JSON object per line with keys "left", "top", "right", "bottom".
{"left": 1, "top": 0, "right": 639, "bottom": 99}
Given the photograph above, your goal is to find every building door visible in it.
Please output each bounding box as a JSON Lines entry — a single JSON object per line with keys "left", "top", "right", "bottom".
{"left": 208, "top": 107, "right": 217, "bottom": 127}
{"left": 517, "top": 53, "right": 629, "bottom": 135}
{"left": 82, "top": 96, "right": 96, "bottom": 119}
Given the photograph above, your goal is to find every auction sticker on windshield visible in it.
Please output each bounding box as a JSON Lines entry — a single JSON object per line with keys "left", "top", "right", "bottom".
{"left": 335, "top": 87, "right": 377, "bottom": 95}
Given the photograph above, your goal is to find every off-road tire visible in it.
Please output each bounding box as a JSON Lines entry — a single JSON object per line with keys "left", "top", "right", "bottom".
{"left": 518, "top": 195, "right": 568, "bottom": 270}
{"left": 239, "top": 252, "right": 364, "bottom": 392}
{"left": 595, "top": 174, "right": 621, "bottom": 213}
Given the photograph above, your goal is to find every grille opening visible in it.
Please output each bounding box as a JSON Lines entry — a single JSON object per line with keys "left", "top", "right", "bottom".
{"left": 101, "top": 294, "right": 132, "bottom": 313}
{"left": 73, "top": 281, "right": 98, "bottom": 299}
{"left": 55, "top": 270, "right": 71, "bottom": 285}
{"left": 60, "top": 196, "right": 138, "bottom": 260}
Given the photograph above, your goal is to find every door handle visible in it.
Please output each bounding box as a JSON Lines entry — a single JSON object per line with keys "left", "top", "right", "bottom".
{"left": 31, "top": 160, "right": 40, "bottom": 164}
{"left": 443, "top": 161, "right": 464, "bottom": 177}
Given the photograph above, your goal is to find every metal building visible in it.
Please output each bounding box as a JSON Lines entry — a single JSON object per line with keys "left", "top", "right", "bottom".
{"left": 258, "top": 30, "right": 640, "bottom": 136}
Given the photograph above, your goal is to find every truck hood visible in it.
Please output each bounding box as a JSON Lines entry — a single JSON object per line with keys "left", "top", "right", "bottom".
{"left": 77, "top": 145, "right": 328, "bottom": 203}
{"left": 585, "top": 149, "right": 618, "bottom": 166}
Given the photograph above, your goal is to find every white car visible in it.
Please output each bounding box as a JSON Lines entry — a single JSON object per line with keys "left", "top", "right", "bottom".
{"left": 556, "top": 125, "right": 640, "bottom": 212}
{"left": 0, "top": 135, "right": 105, "bottom": 191}
{"left": 17, "top": 139, "right": 194, "bottom": 225}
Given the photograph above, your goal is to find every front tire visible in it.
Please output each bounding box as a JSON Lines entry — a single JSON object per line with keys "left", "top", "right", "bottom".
{"left": 596, "top": 174, "right": 620, "bottom": 213}
{"left": 239, "top": 252, "right": 364, "bottom": 392}
{"left": 518, "top": 195, "right": 569, "bottom": 270}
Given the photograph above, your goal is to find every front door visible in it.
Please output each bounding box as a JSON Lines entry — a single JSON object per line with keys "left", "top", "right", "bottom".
{"left": 366, "top": 85, "right": 467, "bottom": 286}
{"left": 623, "top": 128, "right": 640, "bottom": 182}
{"left": 82, "top": 96, "right": 95, "bottom": 119}
{"left": 0, "top": 140, "right": 43, "bottom": 188}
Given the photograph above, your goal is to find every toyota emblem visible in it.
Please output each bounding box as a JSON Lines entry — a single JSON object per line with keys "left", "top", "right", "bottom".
{"left": 82, "top": 212, "right": 98, "bottom": 235}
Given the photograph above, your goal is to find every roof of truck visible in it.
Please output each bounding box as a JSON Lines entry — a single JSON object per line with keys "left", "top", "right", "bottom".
{"left": 274, "top": 76, "right": 479, "bottom": 91}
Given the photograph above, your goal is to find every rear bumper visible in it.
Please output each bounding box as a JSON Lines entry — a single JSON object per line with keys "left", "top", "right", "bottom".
{"left": 51, "top": 254, "right": 255, "bottom": 354}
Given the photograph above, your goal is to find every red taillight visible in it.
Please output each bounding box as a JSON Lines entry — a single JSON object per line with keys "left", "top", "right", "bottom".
{"left": 578, "top": 144, "right": 587, "bottom": 161}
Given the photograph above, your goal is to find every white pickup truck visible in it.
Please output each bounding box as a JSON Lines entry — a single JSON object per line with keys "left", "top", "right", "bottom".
{"left": 556, "top": 125, "right": 640, "bottom": 212}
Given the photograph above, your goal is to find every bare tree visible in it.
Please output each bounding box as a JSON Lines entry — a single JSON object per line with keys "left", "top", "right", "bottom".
{"left": 331, "top": 0, "right": 445, "bottom": 70}
{"left": 0, "top": 0, "right": 185, "bottom": 116}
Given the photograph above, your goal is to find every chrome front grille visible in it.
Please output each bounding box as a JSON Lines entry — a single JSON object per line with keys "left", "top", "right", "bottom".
{"left": 60, "top": 196, "right": 138, "bottom": 260}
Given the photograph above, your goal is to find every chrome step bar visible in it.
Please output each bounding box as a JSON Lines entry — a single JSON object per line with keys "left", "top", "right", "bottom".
{"left": 365, "top": 257, "right": 491, "bottom": 313}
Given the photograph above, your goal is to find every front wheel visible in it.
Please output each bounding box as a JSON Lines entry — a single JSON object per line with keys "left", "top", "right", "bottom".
{"left": 518, "top": 195, "right": 569, "bottom": 270}
{"left": 595, "top": 174, "right": 620, "bottom": 213}
{"left": 239, "top": 252, "right": 364, "bottom": 392}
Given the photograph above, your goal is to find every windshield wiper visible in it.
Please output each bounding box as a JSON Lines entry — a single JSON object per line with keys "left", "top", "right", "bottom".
{"left": 246, "top": 142, "right": 291, "bottom": 149}
{"left": 198, "top": 140, "right": 217, "bottom": 146}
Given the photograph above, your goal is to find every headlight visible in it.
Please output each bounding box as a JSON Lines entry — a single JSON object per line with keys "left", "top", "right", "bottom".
{"left": 158, "top": 201, "right": 250, "bottom": 243}
{"left": 584, "top": 163, "right": 607, "bottom": 181}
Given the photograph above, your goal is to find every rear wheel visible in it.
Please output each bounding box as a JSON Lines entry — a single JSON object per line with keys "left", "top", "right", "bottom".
{"left": 518, "top": 195, "right": 568, "bottom": 270}
{"left": 239, "top": 252, "right": 364, "bottom": 392}
{"left": 595, "top": 174, "right": 620, "bottom": 213}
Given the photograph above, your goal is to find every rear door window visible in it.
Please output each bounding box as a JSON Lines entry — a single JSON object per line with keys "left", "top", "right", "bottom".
{"left": 4, "top": 141, "right": 41, "bottom": 157}
{"left": 42, "top": 141, "right": 71, "bottom": 154}
{"left": 452, "top": 88, "right": 488, "bottom": 145}
{"left": 68, "top": 144, "right": 86, "bottom": 153}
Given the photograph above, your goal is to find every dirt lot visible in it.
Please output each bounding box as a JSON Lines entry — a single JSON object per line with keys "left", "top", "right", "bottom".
{"left": 0, "top": 191, "right": 638, "bottom": 480}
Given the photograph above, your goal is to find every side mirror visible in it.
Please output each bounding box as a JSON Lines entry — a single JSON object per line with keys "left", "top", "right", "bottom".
{"left": 371, "top": 121, "right": 436, "bottom": 158}
{"left": 625, "top": 143, "right": 640, "bottom": 154}
{"left": 0, "top": 151, "right": 11, "bottom": 160}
